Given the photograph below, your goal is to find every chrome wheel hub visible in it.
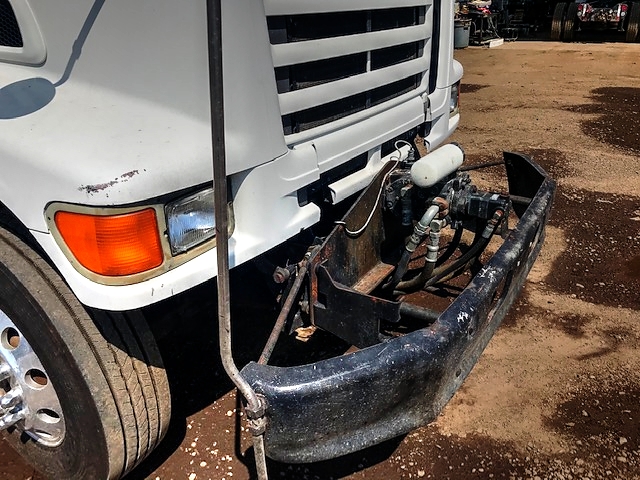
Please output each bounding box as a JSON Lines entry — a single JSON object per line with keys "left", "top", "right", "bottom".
{"left": 0, "top": 309, "right": 65, "bottom": 446}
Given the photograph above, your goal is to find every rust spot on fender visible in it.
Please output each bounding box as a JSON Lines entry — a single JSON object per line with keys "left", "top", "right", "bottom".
{"left": 78, "top": 169, "right": 141, "bottom": 194}
{"left": 120, "top": 169, "right": 139, "bottom": 179}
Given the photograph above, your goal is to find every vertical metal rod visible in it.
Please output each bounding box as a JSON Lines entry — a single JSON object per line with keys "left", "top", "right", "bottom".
{"left": 205, "top": 1, "right": 269, "bottom": 479}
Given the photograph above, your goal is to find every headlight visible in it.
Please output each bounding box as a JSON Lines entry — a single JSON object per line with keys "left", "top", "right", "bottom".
{"left": 450, "top": 81, "right": 460, "bottom": 117}
{"left": 166, "top": 188, "right": 216, "bottom": 255}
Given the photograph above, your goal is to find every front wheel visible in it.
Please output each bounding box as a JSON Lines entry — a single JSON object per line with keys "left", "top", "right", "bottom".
{"left": 0, "top": 228, "right": 170, "bottom": 479}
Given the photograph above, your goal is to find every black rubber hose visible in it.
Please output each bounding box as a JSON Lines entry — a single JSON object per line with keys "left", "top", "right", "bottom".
{"left": 383, "top": 249, "right": 412, "bottom": 290}
{"left": 424, "top": 234, "right": 490, "bottom": 288}
{"left": 394, "top": 259, "right": 435, "bottom": 292}
{"left": 392, "top": 237, "right": 484, "bottom": 296}
{"left": 394, "top": 223, "right": 464, "bottom": 292}
{"left": 436, "top": 225, "right": 463, "bottom": 267}
{"left": 458, "top": 160, "right": 504, "bottom": 172}
{"left": 384, "top": 203, "right": 441, "bottom": 291}
{"left": 423, "top": 214, "right": 503, "bottom": 288}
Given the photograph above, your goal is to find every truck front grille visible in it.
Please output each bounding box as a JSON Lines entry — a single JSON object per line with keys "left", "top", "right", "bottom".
{"left": 282, "top": 75, "right": 421, "bottom": 134}
{"left": 0, "top": 0, "right": 23, "bottom": 48}
{"left": 268, "top": 8, "right": 425, "bottom": 44}
{"left": 266, "top": 3, "right": 432, "bottom": 137}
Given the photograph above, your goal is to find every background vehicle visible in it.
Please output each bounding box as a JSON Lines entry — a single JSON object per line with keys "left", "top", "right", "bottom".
{"left": 551, "top": 0, "right": 640, "bottom": 41}
{"left": 0, "top": 0, "right": 553, "bottom": 478}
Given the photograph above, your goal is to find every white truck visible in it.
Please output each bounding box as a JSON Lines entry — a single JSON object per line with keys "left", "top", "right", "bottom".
{"left": 0, "top": 0, "right": 555, "bottom": 478}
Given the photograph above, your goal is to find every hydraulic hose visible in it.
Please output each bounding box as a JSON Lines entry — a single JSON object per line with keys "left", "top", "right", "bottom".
{"left": 423, "top": 234, "right": 488, "bottom": 288}
{"left": 385, "top": 203, "right": 441, "bottom": 290}
{"left": 424, "top": 210, "right": 504, "bottom": 288}
{"left": 395, "top": 218, "right": 446, "bottom": 292}
{"left": 436, "top": 225, "right": 463, "bottom": 267}
{"left": 395, "top": 223, "right": 463, "bottom": 293}
{"left": 395, "top": 261, "right": 436, "bottom": 293}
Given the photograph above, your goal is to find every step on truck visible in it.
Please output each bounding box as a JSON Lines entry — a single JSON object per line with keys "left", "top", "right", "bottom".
{"left": 0, "top": 0, "right": 555, "bottom": 478}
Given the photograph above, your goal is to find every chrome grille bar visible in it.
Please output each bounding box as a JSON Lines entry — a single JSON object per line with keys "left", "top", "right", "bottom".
{"left": 266, "top": 1, "right": 433, "bottom": 138}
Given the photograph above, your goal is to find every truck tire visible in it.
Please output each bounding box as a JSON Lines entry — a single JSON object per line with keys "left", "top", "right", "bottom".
{"left": 563, "top": 2, "right": 579, "bottom": 42}
{"left": 626, "top": 2, "right": 640, "bottom": 42}
{"left": 0, "top": 228, "right": 170, "bottom": 479}
{"left": 551, "top": 3, "right": 567, "bottom": 40}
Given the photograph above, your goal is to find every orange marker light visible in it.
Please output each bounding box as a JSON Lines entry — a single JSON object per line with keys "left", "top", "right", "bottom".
{"left": 55, "top": 208, "right": 164, "bottom": 277}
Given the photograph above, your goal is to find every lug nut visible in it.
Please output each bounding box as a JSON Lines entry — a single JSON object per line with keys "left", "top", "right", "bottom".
{"left": 0, "top": 407, "right": 26, "bottom": 429}
{"left": 272, "top": 266, "right": 291, "bottom": 284}
{"left": 0, "top": 363, "right": 11, "bottom": 382}
{"left": 0, "top": 386, "right": 23, "bottom": 410}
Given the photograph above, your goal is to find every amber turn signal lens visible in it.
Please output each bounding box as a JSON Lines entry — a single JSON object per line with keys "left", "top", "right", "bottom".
{"left": 54, "top": 209, "right": 164, "bottom": 276}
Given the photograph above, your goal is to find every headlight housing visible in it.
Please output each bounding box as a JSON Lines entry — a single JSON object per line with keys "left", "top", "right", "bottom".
{"left": 166, "top": 187, "right": 216, "bottom": 255}
{"left": 47, "top": 186, "right": 224, "bottom": 285}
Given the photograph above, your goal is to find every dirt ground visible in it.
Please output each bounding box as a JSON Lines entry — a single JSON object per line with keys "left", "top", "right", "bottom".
{"left": 3, "top": 40, "right": 640, "bottom": 480}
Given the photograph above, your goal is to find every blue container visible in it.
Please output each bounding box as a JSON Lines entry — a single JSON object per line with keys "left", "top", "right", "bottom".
{"left": 454, "top": 19, "right": 471, "bottom": 49}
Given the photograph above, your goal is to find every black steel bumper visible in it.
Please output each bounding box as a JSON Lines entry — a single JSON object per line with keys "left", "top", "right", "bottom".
{"left": 241, "top": 153, "right": 555, "bottom": 463}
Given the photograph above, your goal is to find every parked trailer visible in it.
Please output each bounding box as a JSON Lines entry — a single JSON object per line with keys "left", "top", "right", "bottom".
{"left": 551, "top": 0, "right": 640, "bottom": 41}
